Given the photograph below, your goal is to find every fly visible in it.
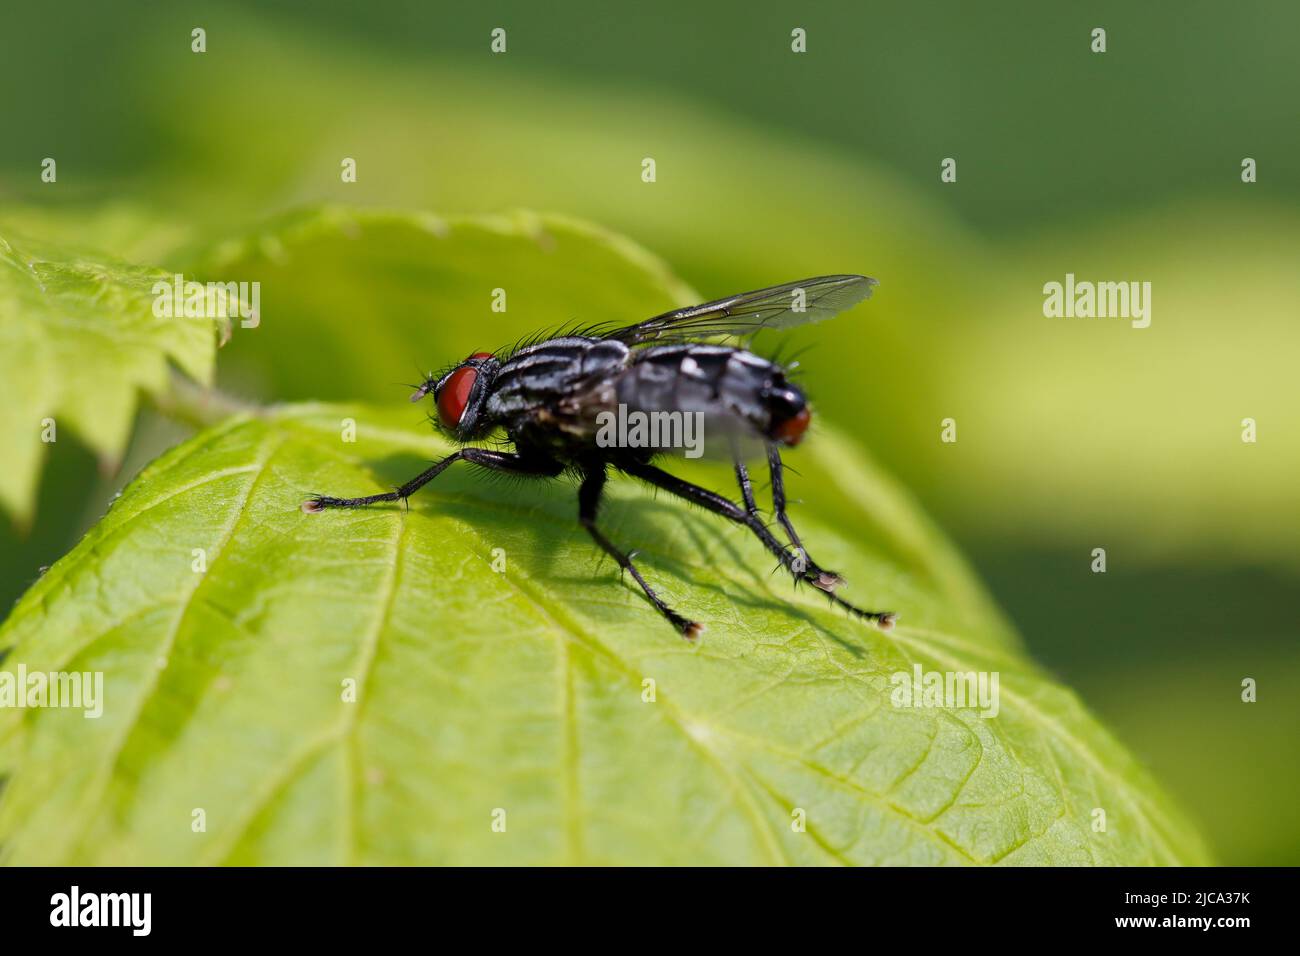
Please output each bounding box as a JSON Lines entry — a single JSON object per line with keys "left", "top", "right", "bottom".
{"left": 303, "top": 274, "right": 896, "bottom": 639}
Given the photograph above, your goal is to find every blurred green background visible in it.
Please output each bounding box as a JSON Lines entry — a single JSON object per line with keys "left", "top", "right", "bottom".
{"left": 1, "top": 1, "right": 1296, "bottom": 864}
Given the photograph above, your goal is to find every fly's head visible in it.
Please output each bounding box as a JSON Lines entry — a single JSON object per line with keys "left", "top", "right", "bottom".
{"left": 412, "top": 351, "right": 500, "bottom": 441}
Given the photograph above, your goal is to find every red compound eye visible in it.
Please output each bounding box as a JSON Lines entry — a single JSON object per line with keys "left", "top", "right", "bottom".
{"left": 772, "top": 407, "right": 812, "bottom": 446}
{"left": 436, "top": 353, "right": 492, "bottom": 429}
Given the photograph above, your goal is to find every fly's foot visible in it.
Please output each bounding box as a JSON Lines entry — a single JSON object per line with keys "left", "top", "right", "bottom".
{"left": 814, "top": 581, "right": 897, "bottom": 630}
{"left": 838, "top": 599, "right": 897, "bottom": 630}
{"left": 847, "top": 608, "right": 899, "bottom": 632}
{"left": 811, "top": 569, "right": 845, "bottom": 593}
{"left": 302, "top": 495, "right": 337, "bottom": 513}
{"left": 787, "top": 548, "right": 844, "bottom": 593}
{"left": 663, "top": 606, "right": 703, "bottom": 640}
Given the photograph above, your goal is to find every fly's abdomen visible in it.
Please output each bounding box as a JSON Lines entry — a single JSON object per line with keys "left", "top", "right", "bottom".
{"left": 615, "top": 345, "right": 810, "bottom": 449}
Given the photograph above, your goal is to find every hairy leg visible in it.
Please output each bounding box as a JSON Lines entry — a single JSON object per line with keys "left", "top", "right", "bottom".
{"left": 733, "top": 455, "right": 837, "bottom": 591}
{"left": 765, "top": 444, "right": 844, "bottom": 591}
{"left": 623, "top": 460, "right": 894, "bottom": 628}
{"left": 302, "top": 448, "right": 562, "bottom": 511}
{"left": 578, "top": 466, "right": 702, "bottom": 639}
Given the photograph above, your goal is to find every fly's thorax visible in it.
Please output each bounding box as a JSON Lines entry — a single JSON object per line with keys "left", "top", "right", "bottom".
{"left": 486, "top": 336, "right": 629, "bottom": 419}
{"left": 483, "top": 336, "right": 631, "bottom": 455}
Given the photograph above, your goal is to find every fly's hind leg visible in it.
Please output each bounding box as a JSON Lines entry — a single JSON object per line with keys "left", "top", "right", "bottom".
{"left": 764, "top": 444, "right": 845, "bottom": 593}
{"left": 579, "top": 467, "right": 702, "bottom": 640}
{"left": 626, "top": 460, "right": 895, "bottom": 629}
{"left": 732, "top": 451, "right": 841, "bottom": 594}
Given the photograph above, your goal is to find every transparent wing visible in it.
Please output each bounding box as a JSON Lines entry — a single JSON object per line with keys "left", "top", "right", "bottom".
{"left": 603, "top": 274, "right": 877, "bottom": 345}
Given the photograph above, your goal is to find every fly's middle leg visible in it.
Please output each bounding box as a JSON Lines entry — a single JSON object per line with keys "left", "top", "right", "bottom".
{"left": 578, "top": 467, "right": 703, "bottom": 640}
{"left": 765, "top": 444, "right": 844, "bottom": 593}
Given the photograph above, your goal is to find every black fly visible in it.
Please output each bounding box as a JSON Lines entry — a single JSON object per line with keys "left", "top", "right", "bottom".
{"left": 303, "top": 275, "right": 896, "bottom": 639}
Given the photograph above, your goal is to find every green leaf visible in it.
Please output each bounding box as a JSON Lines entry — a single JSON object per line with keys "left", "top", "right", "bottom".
{"left": 0, "top": 227, "right": 227, "bottom": 525}
{"left": 0, "top": 402, "right": 1211, "bottom": 865}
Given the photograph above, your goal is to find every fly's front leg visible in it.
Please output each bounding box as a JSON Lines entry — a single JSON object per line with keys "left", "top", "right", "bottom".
{"left": 578, "top": 467, "right": 702, "bottom": 639}
{"left": 303, "top": 452, "right": 464, "bottom": 511}
{"left": 302, "top": 447, "right": 561, "bottom": 512}
{"left": 624, "top": 461, "right": 895, "bottom": 628}
{"left": 766, "top": 444, "right": 844, "bottom": 593}
{"left": 461, "top": 447, "right": 565, "bottom": 478}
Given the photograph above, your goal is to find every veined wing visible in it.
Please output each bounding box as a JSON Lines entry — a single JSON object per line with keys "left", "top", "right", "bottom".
{"left": 602, "top": 274, "right": 877, "bottom": 345}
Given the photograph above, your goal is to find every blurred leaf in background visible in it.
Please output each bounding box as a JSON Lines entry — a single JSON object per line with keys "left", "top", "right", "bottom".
{"left": 0, "top": 224, "right": 227, "bottom": 523}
